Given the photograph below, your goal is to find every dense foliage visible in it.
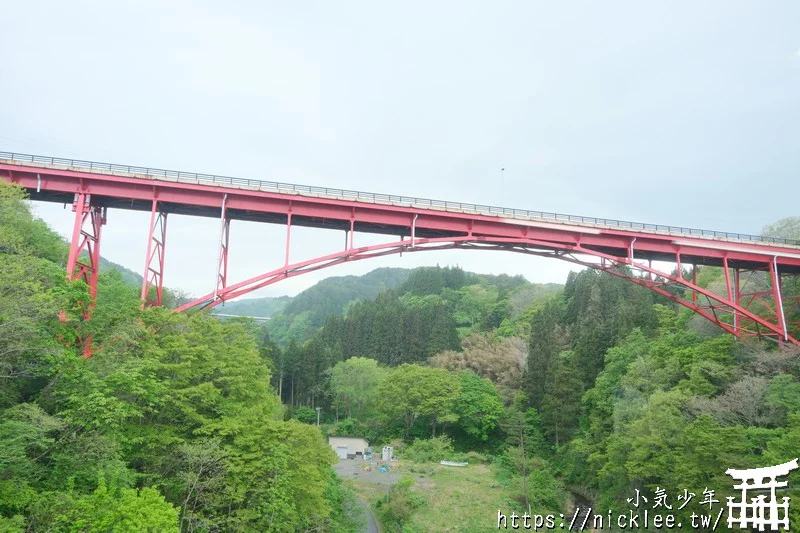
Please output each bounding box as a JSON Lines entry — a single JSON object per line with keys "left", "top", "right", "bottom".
{"left": 271, "top": 266, "right": 555, "bottom": 410}
{"left": 0, "top": 183, "right": 359, "bottom": 532}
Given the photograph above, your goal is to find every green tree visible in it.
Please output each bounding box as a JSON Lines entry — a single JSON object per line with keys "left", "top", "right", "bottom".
{"left": 329, "top": 357, "right": 385, "bottom": 420}
{"left": 293, "top": 406, "right": 318, "bottom": 424}
{"left": 454, "top": 371, "right": 504, "bottom": 441}
{"left": 46, "top": 478, "right": 179, "bottom": 532}
{"left": 524, "top": 298, "right": 569, "bottom": 409}
{"left": 540, "top": 351, "right": 584, "bottom": 447}
{"left": 501, "top": 394, "right": 548, "bottom": 513}
{"left": 762, "top": 217, "right": 800, "bottom": 240}
{"left": 376, "top": 364, "right": 461, "bottom": 438}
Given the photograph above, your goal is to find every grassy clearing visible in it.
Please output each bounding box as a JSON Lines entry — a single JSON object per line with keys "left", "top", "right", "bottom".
{"left": 405, "top": 463, "right": 516, "bottom": 532}
{"left": 348, "top": 460, "right": 521, "bottom": 532}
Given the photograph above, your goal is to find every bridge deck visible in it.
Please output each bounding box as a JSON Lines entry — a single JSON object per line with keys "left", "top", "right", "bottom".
{"left": 3, "top": 152, "right": 798, "bottom": 252}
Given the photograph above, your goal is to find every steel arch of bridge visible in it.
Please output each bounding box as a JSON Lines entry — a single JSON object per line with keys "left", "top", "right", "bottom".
{"left": 175, "top": 233, "right": 800, "bottom": 345}
{"left": 2, "top": 152, "right": 800, "bottom": 351}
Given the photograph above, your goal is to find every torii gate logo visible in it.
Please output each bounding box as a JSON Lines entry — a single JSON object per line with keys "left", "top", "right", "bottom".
{"left": 726, "top": 458, "right": 798, "bottom": 531}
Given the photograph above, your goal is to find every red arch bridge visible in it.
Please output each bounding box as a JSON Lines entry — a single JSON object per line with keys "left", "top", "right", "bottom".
{"left": 2, "top": 151, "right": 800, "bottom": 352}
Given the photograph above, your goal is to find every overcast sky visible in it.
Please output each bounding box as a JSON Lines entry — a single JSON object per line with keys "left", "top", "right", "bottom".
{"left": 2, "top": 1, "right": 799, "bottom": 300}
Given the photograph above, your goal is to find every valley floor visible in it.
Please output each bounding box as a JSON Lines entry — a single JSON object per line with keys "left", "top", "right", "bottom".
{"left": 336, "top": 458, "right": 517, "bottom": 532}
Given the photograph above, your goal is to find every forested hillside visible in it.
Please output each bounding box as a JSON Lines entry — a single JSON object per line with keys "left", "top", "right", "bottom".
{"left": 0, "top": 183, "right": 360, "bottom": 531}
{"left": 268, "top": 266, "right": 559, "bottom": 407}
{"left": 2, "top": 178, "right": 799, "bottom": 532}
{"left": 254, "top": 267, "right": 413, "bottom": 345}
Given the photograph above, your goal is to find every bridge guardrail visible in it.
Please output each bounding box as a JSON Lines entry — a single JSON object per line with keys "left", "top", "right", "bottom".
{"left": 2, "top": 151, "right": 798, "bottom": 247}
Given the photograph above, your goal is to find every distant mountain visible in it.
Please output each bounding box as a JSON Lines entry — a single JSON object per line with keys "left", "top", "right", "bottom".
{"left": 218, "top": 267, "right": 410, "bottom": 321}
{"left": 99, "top": 256, "right": 143, "bottom": 287}
{"left": 215, "top": 265, "right": 560, "bottom": 347}
{"left": 216, "top": 295, "right": 292, "bottom": 318}
{"left": 281, "top": 267, "right": 412, "bottom": 326}
{"left": 244, "top": 267, "right": 411, "bottom": 345}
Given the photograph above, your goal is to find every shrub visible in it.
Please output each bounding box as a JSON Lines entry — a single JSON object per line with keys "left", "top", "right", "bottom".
{"left": 330, "top": 417, "right": 363, "bottom": 437}
{"left": 464, "top": 451, "right": 489, "bottom": 464}
{"left": 386, "top": 438, "right": 405, "bottom": 456}
{"left": 402, "top": 436, "right": 454, "bottom": 463}
{"left": 375, "top": 477, "right": 425, "bottom": 531}
{"left": 329, "top": 417, "right": 393, "bottom": 443}
{"left": 293, "top": 406, "right": 317, "bottom": 424}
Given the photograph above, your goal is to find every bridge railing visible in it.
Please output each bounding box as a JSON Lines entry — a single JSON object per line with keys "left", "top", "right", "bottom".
{"left": 2, "top": 151, "right": 798, "bottom": 247}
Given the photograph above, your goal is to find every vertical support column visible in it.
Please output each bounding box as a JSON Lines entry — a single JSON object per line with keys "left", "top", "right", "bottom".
{"left": 692, "top": 264, "right": 697, "bottom": 304}
{"left": 87, "top": 207, "right": 104, "bottom": 302}
{"left": 67, "top": 194, "right": 106, "bottom": 302}
{"left": 141, "top": 199, "right": 168, "bottom": 307}
{"left": 214, "top": 195, "right": 230, "bottom": 301}
{"left": 723, "top": 258, "right": 732, "bottom": 300}
{"left": 64, "top": 192, "right": 106, "bottom": 358}
{"left": 770, "top": 257, "right": 789, "bottom": 341}
{"left": 733, "top": 268, "right": 740, "bottom": 334}
{"left": 284, "top": 212, "right": 292, "bottom": 266}
{"left": 349, "top": 212, "right": 355, "bottom": 250}
{"left": 66, "top": 192, "right": 89, "bottom": 278}
{"left": 343, "top": 214, "right": 354, "bottom": 252}
{"left": 722, "top": 257, "right": 736, "bottom": 333}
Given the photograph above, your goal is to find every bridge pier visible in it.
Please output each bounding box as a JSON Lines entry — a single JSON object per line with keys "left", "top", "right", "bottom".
{"left": 213, "top": 194, "right": 230, "bottom": 303}
{"left": 65, "top": 192, "right": 106, "bottom": 357}
{"left": 141, "top": 199, "right": 168, "bottom": 307}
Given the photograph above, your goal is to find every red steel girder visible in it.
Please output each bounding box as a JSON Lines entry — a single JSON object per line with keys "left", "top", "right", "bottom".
{"left": 141, "top": 200, "right": 167, "bottom": 307}
{"left": 4, "top": 161, "right": 800, "bottom": 274}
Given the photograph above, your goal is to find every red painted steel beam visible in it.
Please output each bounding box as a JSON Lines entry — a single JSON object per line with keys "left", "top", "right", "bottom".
{"left": 4, "top": 162, "right": 800, "bottom": 272}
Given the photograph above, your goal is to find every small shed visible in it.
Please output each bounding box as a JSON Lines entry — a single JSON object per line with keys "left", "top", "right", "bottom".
{"left": 328, "top": 436, "right": 369, "bottom": 459}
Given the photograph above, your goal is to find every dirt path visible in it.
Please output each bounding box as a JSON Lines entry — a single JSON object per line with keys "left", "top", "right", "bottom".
{"left": 334, "top": 459, "right": 383, "bottom": 532}
{"left": 356, "top": 494, "right": 379, "bottom": 533}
